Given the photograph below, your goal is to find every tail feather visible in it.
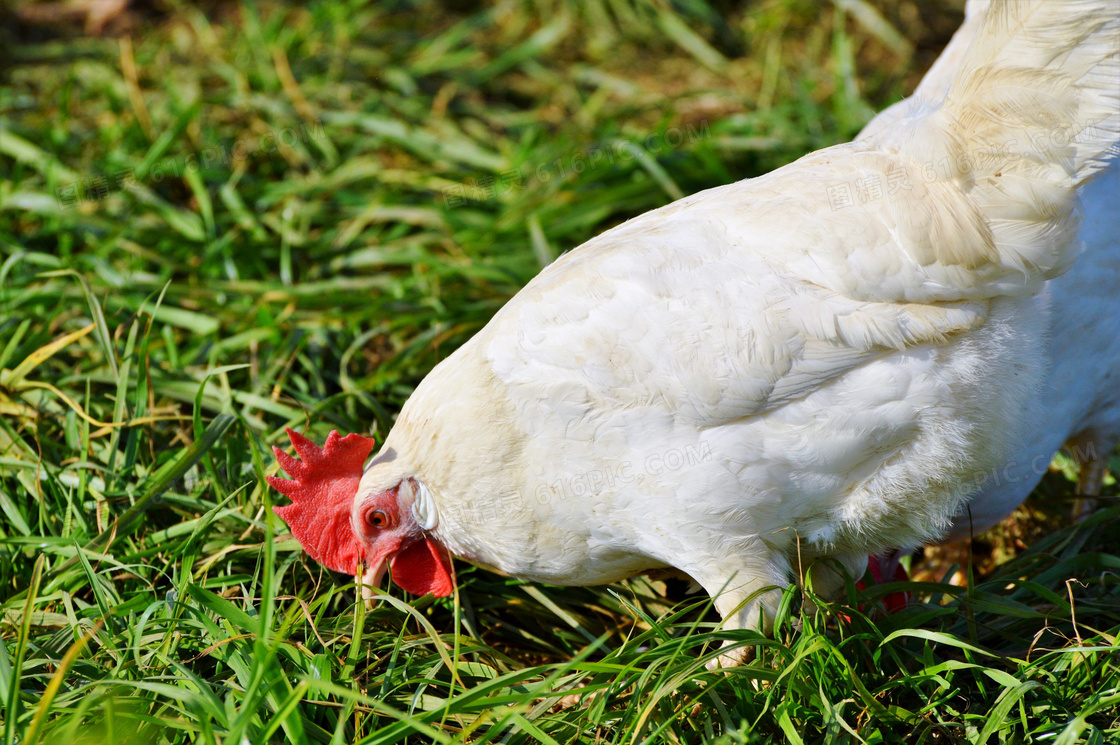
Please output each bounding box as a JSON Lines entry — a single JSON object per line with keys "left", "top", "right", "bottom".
{"left": 868, "top": 0, "right": 1119, "bottom": 286}
{"left": 858, "top": 0, "right": 993, "bottom": 141}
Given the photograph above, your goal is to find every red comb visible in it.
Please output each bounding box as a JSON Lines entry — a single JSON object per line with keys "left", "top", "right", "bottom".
{"left": 267, "top": 428, "right": 377, "bottom": 574}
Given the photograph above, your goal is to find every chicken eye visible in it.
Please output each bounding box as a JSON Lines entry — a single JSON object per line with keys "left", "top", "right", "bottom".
{"left": 367, "top": 509, "right": 389, "bottom": 529}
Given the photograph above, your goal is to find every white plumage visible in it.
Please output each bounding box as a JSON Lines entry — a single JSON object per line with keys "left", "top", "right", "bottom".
{"left": 948, "top": 167, "right": 1120, "bottom": 536}
{"left": 862, "top": 0, "right": 1120, "bottom": 540}
{"left": 272, "top": 0, "right": 1120, "bottom": 666}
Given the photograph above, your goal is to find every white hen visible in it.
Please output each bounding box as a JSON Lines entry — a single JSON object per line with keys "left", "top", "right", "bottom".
{"left": 861, "top": 0, "right": 1120, "bottom": 540}
{"left": 270, "top": 0, "right": 1120, "bottom": 666}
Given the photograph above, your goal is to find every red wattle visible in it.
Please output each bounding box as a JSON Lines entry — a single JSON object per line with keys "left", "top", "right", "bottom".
{"left": 390, "top": 536, "right": 455, "bottom": 597}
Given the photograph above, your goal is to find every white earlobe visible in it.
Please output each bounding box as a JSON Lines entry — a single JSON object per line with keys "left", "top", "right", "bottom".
{"left": 409, "top": 479, "right": 439, "bottom": 530}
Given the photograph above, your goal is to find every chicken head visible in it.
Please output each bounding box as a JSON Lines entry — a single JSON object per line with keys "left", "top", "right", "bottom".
{"left": 268, "top": 428, "right": 454, "bottom": 599}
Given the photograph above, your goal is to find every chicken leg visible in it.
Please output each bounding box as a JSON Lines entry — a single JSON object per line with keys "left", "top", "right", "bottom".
{"left": 1069, "top": 431, "right": 1117, "bottom": 522}
{"left": 679, "top": 542, "right": 865, "bottom": 669}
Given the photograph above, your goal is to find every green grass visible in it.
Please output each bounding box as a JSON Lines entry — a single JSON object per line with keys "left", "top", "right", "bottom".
{"left": 1, "top": 0, "right": 1118, "bottom": 742}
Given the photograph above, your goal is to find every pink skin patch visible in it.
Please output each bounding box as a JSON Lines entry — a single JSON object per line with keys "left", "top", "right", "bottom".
{"left": 355, "top": 486, "right": 454, "bottom": 598}
{"left": 268, "top": 428, "right": 454, "bottom": 598}
{"left": 854, "top": 554, "right": 910, "bottom": 616}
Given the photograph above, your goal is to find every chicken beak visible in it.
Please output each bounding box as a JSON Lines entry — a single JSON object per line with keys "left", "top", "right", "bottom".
{"left": 358, "top": 557, "right": 388, "bottom": 606}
